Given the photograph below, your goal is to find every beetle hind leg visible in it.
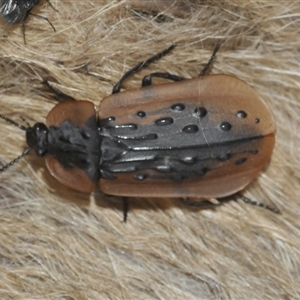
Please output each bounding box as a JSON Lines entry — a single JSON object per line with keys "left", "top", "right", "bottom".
{"left": 181, "top": 194, "right": 280, "bottom": 214}
{"left": 181, "top": 198, "right": 222, "bottom": 208}
{"left": 238, "top": 194, "right": 280, "bottom": 214}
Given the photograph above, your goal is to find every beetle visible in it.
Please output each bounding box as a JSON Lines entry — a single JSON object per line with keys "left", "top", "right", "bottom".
{"left": 0, "top": 0, "right": 56, "bottom": 44}
{"left": 0, "top": 45, "right": 278, "bottom": 220}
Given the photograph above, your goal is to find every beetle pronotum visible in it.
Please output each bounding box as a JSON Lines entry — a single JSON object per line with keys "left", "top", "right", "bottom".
{"left": 0, "top": 0, "right": 56, "bottom": 44}
{"left": 0, "top": 45, "right": 278, "bottom": 220}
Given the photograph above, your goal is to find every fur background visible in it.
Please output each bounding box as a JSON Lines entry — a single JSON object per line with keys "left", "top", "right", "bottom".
{"left": 0, "top": 0, "right": 299, "bottom": 299}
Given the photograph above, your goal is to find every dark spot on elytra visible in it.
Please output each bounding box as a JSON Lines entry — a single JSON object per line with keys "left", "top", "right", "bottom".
{"left": 218, "top": 153, "right": 231, "bottom": 161}
{"left": 134, "top": 174, "right": 149, "bottom": 180}
{"left": 250, "top": 149, "right": 259, "bottom": 155}
{"left": 220, "top": 122, "right": 232, "bottom": 131}
{"left": 194, "top": 107, "right": 207, "bottom": 118}
{"left": 236, "top": 110, "right": 247, "bottom": 118}
{"left": 136, "top": 111, "right": 146, "bottom": 118}
{"left": 182, "top": 124, "right": 199, "bottom": 133}
{"left": 100, "top": 116, "right": 115, "bottom": 127}
{"left": 155, "top": 117, "right": 174, "bottom": 126}
{"left": 197, "top": 168, "right": 208, "bottom": 176}
{"left": 106, "top": 117, "right": 115, "bottom": 122}
{"left": 171, "top": 103, "right": 185, "bottom": 111}
{"left": 236, "top": 157, "right": 247, "bottom": 165}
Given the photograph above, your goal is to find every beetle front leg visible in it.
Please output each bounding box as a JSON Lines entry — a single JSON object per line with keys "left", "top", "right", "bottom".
{"left": 142, "top": 72, "right": 184, "bottom": 87}
{"left": 42, "top": 79, "right": 76, "bottom": 102}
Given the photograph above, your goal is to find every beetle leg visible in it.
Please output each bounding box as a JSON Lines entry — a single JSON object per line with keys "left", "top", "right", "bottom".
{"left": 142, "top": 72, "right": 184, "bottom": 87}
{"left": 181, "top": 198, "right": 220, "bottom": 208}
{"left": 122, "top": 197, "right": 129, "bottom": 223}
{"left": 181, "top": 194, "right": 280, "bottom": 214}
{"left": 112, "top": 44, "right": 176, "bottom": 94}
{"left": 199, "top": 44, "right": 221, "bottom": 77}
{"left": 43, "top": 79, "right": 76, "bottom": 102}
{"left": 238, "top": 194, "right": 280, "bottom": 214}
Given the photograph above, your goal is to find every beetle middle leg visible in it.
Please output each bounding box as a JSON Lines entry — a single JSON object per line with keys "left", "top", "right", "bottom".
{"left": 112, "top": 44, "right": 176, "bottom": 94}
{"left": 142, "top": 72, "right": 184, "bottom": 86}
{"left": 122, "top": 197, "right": 129, "bottom": 223}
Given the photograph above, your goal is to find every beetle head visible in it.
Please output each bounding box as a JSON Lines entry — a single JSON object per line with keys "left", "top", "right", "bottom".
{"left": 0, "top": 115, "right": 48, "bottom": 173}
{"left": 26, "top": 123, "right": 49, "bottom": 157}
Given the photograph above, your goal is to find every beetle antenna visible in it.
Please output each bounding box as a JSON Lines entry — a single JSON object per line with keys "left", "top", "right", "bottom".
{"left": 20, "top": 116, "right": 31, "bottom": 128}
{"left": 0, "top": 114, "right": 31, "bottom": 172}
{"left": 0, "top": 114, "right": 28, "bottom": 131}
{"left": 0, "top": 148, "right": 32, "bottom": 173}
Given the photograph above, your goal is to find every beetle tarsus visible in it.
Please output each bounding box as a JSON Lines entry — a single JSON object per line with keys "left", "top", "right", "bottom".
{"left": 239, "top": 195, "right": 280, "bottom": 214}
{"left": 142, "top": 72, "right": 184, "bottom": 87}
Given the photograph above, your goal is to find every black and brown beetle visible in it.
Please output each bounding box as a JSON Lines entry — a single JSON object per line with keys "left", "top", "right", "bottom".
{"left": 0, "top": 45, "right": 278, "bottom": 219}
